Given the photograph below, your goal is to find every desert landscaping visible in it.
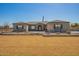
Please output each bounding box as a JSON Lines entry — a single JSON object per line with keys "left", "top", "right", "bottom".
{"left": 0, "top": 35, "right": 79, "bottom": 56}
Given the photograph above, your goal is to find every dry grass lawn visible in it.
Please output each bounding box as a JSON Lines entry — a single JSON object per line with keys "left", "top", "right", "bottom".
{"left": 0, "top": 35, "right": 79, "bottom": 56}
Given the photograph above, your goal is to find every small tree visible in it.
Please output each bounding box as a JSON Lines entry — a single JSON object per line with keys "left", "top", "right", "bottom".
{"left": 71, "top": 23, "right": 79, "bottom": 27}
{"left": 3, "top": 23, "right": 10, "bottom": 32}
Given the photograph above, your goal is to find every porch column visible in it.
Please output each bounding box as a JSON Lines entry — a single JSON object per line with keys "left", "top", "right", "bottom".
{"left": 25, "top": 25, "right": 28, "bottom": 32}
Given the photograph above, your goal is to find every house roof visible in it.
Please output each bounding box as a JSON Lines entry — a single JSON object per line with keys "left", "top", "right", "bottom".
{"left": 48, "top": 20, "right": 69, "bottom": 23}
{"left": 13, "top": 20, "right": 69, "bottom": 25}
{"left": 13, "top": 22, "right": 28, "bottom": 25}
{"left": 28, "top": 21, "right": 48, "bottom": 25}
{"left": 13, "top": 21, "right": 48, "bottom": 25}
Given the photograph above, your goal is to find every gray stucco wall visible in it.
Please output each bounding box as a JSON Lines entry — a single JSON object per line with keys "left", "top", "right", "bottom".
{"left": 47, "top": 22, "right": 70, "bottom": 33}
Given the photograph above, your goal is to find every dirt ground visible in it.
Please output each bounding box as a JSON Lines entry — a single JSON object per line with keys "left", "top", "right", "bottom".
{"left": 0, "top": 35, "right": 79, "bottom": 56}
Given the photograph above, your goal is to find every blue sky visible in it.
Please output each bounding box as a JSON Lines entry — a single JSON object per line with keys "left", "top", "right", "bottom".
{"left": 0, "top": 3, "right": 79, "bottom": 25}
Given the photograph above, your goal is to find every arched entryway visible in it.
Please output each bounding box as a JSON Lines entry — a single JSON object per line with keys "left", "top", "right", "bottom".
{"left": 38, "top": 25, "right": 42, "bottom": 31}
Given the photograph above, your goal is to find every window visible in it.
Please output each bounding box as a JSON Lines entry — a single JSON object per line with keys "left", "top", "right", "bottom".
{"left": 54, "top": 24, "right": 63, "bottom": 29}
{"left": 31, "top": 26, "right": 35, "bottom": 29}
{"left": 18, "top": 25, "right": 22, "bottom": 28}
{"left": 55, "top": 24, "right": 61, "bottom": 28}
{"left": 18, "top": 25, "right": 23, "bottom": 29}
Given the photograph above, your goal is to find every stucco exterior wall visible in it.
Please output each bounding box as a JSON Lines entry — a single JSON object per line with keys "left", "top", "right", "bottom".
{"left": 47, "top": 23, "right": 54, "bottom": 32}
{"left": 13, "top": 21, "right": 70, "bottom": 33}
{"left": 13, "top": 23, "right": 28, "bottom": 32}
{"left": 47, "top": 22, "right": 70, "bottom": 33}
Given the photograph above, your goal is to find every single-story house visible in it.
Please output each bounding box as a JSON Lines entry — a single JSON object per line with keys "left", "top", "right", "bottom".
{"left": 13, "top": 20, "right": 70, "bottom": 33}
{"left": 13, "top": 22, "right": 47, "bottom": 32}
